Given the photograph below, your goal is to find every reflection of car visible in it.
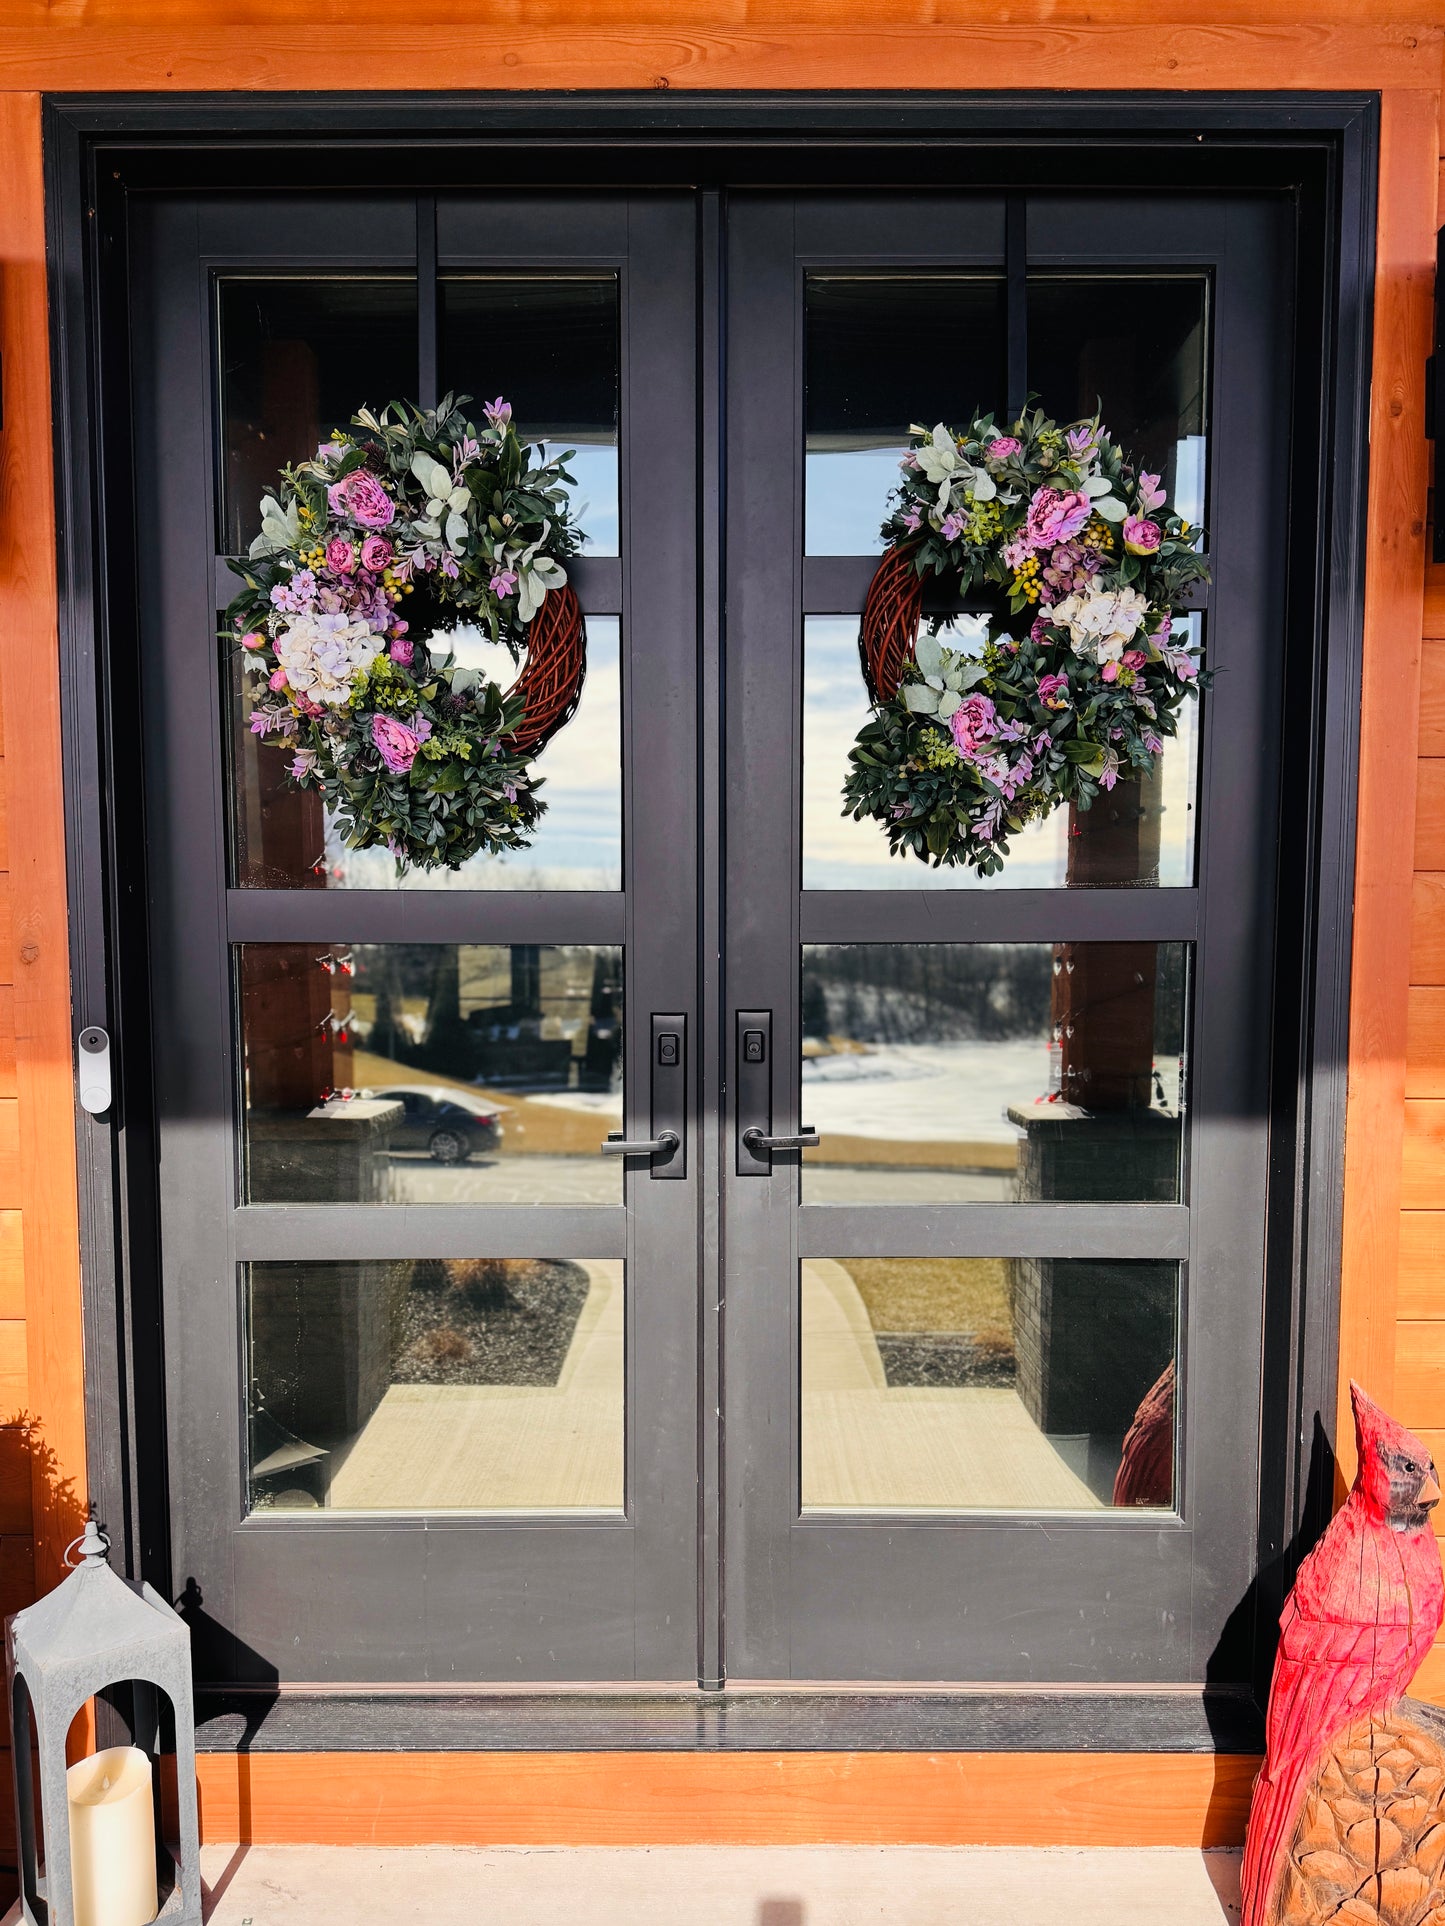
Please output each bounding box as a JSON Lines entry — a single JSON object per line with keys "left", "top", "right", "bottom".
{"left": 372, "top": 1086, "right": 505, "bottom": 1165}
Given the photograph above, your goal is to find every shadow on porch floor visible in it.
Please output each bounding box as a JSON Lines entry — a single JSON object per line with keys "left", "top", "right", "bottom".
{"left": 185, "top": 1842, "right": 1242, "bottom": 1922}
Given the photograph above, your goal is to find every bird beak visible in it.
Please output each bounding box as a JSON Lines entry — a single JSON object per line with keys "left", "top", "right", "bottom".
{"left": 1420, "top": 1470, "right": 1442, "bottom": 1510}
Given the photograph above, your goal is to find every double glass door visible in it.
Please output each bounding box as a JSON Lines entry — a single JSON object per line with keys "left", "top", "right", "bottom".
{"left": 130, "top": 181, "right": 1290, "bottom": 1687}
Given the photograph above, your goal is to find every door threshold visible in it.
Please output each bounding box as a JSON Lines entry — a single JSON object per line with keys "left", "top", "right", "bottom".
{"left": 194, "top": 1682, "right": 1263, "bottom": 1754}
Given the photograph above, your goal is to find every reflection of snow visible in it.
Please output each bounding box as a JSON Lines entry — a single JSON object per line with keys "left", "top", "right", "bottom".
{"left": 527, "top": 1089, "right": 624, "bottom": 1118}
{"left": 803, "top": 1038, "right": 1179, "bottom": 1144}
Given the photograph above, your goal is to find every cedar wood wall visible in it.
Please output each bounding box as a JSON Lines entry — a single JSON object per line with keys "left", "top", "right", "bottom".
{"left": 0, "top": 5, "right": 1440, "bottom": 1854}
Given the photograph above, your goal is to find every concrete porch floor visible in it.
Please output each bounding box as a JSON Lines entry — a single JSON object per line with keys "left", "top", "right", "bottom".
{"left": 186, "top": 1843, "right": 1242, "bottom": 1922}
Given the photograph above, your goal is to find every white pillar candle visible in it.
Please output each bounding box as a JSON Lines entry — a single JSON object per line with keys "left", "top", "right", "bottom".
{"left": 66, "top": 1745, "right": 158, "bottom": 1926}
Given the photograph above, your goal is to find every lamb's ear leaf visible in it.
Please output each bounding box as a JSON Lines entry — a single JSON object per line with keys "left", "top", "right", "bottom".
{"left": 1084, "top": 475, "right": 1114, "bottom": 498}
{"left": 970, "top": 470, "right": 997, "bottom": 502}
{"left": 914, "top": 631, "right": 944, "bottom": 676}
{"left": 902, "top": 683, "right": 940, "bottom": 714}
{"left": 937, "top": 692, "right": 962, "bottom": 719}
{"left": 1092, "top": 496, "right": 1128, "bottom": 523}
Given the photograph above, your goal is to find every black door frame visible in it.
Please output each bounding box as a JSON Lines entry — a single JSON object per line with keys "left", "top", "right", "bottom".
{"left": 44, "top": 92, "right": 1377, "bottom": 1750}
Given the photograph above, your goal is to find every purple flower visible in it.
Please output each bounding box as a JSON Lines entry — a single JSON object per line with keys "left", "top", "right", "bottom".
{"left": 901, "top": 506, "right": 923, "bottom": 535}
{"left": 249, "top": 707, "right": 296, "bottom": 738}
{"left": 940, "top": 513, "right": 964, "bottom": 543}
{"left": 327, "top": 469, "right": 396, "bottom": 529}
{"left": 949, "top": 693, "right": 998, "bottom": 758}
{"left": 489, "top": 569, "right": 519, "bottom": 596}
{"left": 270, "top": 569, "right": 317, "bottom": 614}
{"left": 483, "top": 398, "right": 512, "bottom": 428}
{"left": 1123, "top": 516, "right": 1162, "bottom": 556}
{"left": 371, "top": 712, "right": 432, "bottom": 774}
{"left": 456, "top": 435, "right": 483, "bottom": 467}
{"left": 1037, "top": 672, "right": 1070, "bottom": 711}
{"left": 1137, "top": 472, "right": 1167, "bottom": 514}
{"left": 389, "top": 638, "right": 414, "bottom": 668}
{"left": 1066, "top": 424, "right": 1100, "bottom": 461}
{"left": 1098, "top": 749, "right": 1121, "bottom": 792}
{"left": 986, "top": 436, "right": 1021, "bottom": 459}
{"left": 503, "top": 782, "right": 518, "bottom": 803}
{"left": 440, "top": 555, "right": 460, "bottom": 580}
{"left": 288, "top": 747, "right": 318, "bottom": 780}
{"left": 1024, "top": 486, "right": 1091, "bottom": 552}
{"left": 1030, "top": 613, "right": 1053, "bottom": 644}
{"left": 1143, "top": 731, "right": 1164, "bottom": 756}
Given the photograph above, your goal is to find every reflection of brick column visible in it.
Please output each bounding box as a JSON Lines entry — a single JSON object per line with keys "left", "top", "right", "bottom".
{"left": 232, "top": 337, "right": 328, "bottom": 888}
{"left": 1054, "top": 760, "right": 1164, "bottom": 1109}
{"left": 240, "top": 944, "right": 346, "bottom": 1113}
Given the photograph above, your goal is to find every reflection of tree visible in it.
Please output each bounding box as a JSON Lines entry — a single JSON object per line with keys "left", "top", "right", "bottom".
{"left": 803, "top": 945, "right": 1053, "bottom": 1044}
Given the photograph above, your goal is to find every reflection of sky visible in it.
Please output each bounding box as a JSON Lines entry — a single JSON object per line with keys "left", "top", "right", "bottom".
{"left": 540, "top": 441, "right": 618, "bottom": 557}
{"left": 802, "top": 616, "right": 1198, "bottom": 891}
{"left": 326, "top": 616, "right": 621, "bottom": 890}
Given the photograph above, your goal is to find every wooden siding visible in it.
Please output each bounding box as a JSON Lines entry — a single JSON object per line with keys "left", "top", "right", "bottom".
{"left": 0, "top": 0, "right": 1434, "bottom": 1854}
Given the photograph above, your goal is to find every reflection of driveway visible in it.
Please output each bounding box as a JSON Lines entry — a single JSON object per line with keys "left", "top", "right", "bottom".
{"left": 328, "top": 1259, "right": 624, "bottom": 1512}
{"left": 801, "top": 1260, "right": 1098, "bottom": 1513}
{"left": 388, "top": 1154, "right": 620, "bottom": 1206}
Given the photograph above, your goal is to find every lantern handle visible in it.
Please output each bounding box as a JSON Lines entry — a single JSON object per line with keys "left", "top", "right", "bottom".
{"left": 63, "top": 1519, "right": 111, "bottom": 1568}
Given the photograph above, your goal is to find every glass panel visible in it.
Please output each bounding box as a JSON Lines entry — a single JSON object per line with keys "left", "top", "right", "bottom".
{"left": 218, "top": 278, "right": 419, "bottom": 558}
{"left": 247, "top": 1256, "right": 624, "bottom": 1512}
{"left": 801, "top": 942, "right": 1188, "bottom": 1203}
{"left": 227, "top": 617, "right": 622, "bottom": 891}
{"left": 802, "top": 613, "right": 1200, "bottom": 890}
{"left": 440, "top": 275, "right": 620, "bottom": 556}
{"left": 238, "top": 943, "right": 623, "bottom": 1204}
{"left": 1027, "top": 274, "right": 1209, "bottom": 527}
{"left": 800, "top": 1256, "right": 1177, "bottom": 1512}
{"left": 805, "top": 276, "right": 1007, "bottom": 556}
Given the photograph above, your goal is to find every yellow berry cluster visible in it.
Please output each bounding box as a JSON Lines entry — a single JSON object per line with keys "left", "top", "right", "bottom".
{"left": 917, "top": 727, "right": 961, "bottom": 770}
{"left": 381, "top": 567, "right": 414, "bottom": 601}
{"left": 1082, "top": 514, "right": 1115, "bottom": 553}
{"left": 301, "top": 543, "right": 328, "bottom": 570}
{"left": 966, "top": 498, "right": 1004, "bottom": 544}
{"left": 1010, "top": 554, "right": 1043, "bottom": 602}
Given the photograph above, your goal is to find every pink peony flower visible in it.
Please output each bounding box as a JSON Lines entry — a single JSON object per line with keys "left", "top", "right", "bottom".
{"left": 1024, "top": 486, "right": 1091, "bottom": 551}
{"left": 360, "top": 535, "right": 393, "bottom": 572}
{"left": 986, "top": 436, "right": 1021, "bottom": 459}
{"left": 1030, "top": 613, "right": 1053, "bottom": 644}
{"left": 324, "top": 537, "right": 355, "bottom": 575}
{"left": 240, "top": 631, "right": 265, "bottom": 651}
{"left": 327, "top": 469, "right": 396, "bottom": 529}
{"left": 949, "top": 692, "right": 998, "bottom": 758}
{"left": 1037, "top": 672, "right": 1070, "bottom": 711}
{"left": 1122, "top": 649, "right": 1146, "bottom": 671}
{"left": 1123, "top": 516, "right": 1162, "bottom": 555}
{"left": 268, "top": 668, "right": 288, "bottom": 692}
{"left": 389, "top": 637, "right": 414, "bottom": 668}
{"left": 371, "top": 712, "right": 432, "bottom": 774}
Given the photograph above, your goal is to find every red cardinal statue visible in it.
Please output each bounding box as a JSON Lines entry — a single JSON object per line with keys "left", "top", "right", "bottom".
{"left": 1240, "top": 1382, "right": 1444, "bottom": 1926}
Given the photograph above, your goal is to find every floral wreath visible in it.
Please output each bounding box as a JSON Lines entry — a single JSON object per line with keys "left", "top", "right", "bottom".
{"left": 225, "top": 392, "right": 587, "bottom": 873}
{"left": 843, "top": 406, "right": 1209, "bottom": 877}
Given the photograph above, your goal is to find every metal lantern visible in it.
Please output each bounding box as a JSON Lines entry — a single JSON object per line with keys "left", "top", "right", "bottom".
{"left": 6, "top": 1521, "right": 201, "bottom": 1926}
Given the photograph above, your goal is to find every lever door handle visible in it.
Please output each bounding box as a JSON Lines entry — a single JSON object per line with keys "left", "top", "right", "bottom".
{"left": 602, "top": 1129, "right": 680, "bottom": 1160}
{"left": 741, "top": 1126, "right": 820, "bottom": 1153}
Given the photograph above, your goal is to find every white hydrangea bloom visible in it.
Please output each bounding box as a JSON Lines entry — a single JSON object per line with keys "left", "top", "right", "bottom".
{"left": 272, "top": 611, "right": 381, "bottom": 705}
{"left": 1050, "top": 586, "right": 1150, "bottom": 663}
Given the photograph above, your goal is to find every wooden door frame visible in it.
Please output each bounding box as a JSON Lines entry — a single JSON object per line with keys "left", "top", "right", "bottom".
{"left": 42, "top": 92, "right": 1376, "bottom": 1753}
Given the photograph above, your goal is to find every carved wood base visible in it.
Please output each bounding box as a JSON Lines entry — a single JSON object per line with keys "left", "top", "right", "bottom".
{"left": 1269, "top": 1707, "right": 1445, "bottom": 1924}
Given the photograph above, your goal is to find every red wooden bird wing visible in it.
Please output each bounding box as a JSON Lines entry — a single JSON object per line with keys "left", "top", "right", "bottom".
{"left": 1241, "top": 1605, "right": 1433, "bottom": 1926}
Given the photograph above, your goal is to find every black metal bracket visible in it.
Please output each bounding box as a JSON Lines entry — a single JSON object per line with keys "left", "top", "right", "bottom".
{"left": 1431, "top": 225, "right": 1445, "bottom": 562}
